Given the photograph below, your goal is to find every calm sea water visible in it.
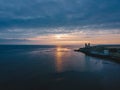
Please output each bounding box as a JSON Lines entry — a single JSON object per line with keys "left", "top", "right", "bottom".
{"left": 0, "top": 45, "right": 120, "bottom": 90}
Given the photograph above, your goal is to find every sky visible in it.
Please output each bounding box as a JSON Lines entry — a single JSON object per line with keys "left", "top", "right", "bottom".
{"left": 0, "top": 0, "right": 120, "bottom": 45}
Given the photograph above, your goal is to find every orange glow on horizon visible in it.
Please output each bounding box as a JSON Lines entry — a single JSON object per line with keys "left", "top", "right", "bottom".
{"left": 55, "top": 35, "right": 62, "bottom": 39}
{"left": 26, "top": 31, "right": 120, "bottom": 45}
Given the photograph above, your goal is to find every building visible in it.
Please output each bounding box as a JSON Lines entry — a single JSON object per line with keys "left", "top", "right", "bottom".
{"left": 85, "top": 43, "right": 91, "bottom": 48}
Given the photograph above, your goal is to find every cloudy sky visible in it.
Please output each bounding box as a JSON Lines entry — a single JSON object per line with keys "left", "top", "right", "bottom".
{"left": 0, "top": 0, "right": 120, "bottom": 45}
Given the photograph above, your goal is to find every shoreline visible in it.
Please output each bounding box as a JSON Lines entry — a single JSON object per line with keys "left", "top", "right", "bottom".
{"left": 75, "top": 44, "right": 120, "bottom": 63}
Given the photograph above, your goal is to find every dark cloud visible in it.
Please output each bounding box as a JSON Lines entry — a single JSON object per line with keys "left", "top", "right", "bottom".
{"left": 0, "top": 0, "right": 120, "bottom": 29}
{"left": 0, "top": 38, "right": 31, "bottom": 44}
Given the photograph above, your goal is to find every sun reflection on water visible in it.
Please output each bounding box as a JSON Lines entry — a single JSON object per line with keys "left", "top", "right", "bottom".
{"left": 55, "top": 46, "right": 64, "bottom": 72}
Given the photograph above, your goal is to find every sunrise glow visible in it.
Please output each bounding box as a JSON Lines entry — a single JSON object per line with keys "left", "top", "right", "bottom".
{"left": 55, "top": 35, "right": 62, "bottom": 39}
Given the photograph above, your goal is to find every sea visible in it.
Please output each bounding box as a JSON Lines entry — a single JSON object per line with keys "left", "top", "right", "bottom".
{"left": 0, "top": 45, "right": 120, "bottom": 90}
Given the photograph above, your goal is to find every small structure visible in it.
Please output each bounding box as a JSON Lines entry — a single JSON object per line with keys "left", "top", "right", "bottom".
{"left": 85, "top": 43, "right": 91, "bottom": 48}
{"left": 104, "top": 50, "right": 109, "bottom": 55}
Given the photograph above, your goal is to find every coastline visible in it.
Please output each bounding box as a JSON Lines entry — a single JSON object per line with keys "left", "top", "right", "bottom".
{"left": 75, "top": 44, "right": 120, "bottom": 63}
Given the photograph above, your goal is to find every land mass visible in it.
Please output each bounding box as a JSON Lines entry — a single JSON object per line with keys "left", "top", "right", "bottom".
{"left": 75, "top": 44, "right": 120, "bottom": 63}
